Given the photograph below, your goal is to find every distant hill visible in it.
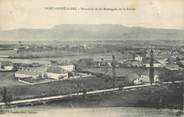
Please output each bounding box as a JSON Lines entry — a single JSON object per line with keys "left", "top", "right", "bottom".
{"left": 0, "top": 24, "right": 183, "bottom": 41}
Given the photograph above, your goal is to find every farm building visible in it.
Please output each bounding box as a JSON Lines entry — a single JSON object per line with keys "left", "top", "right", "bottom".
{"left": 15, "top": 67, "right": 46, "bottom": 79}
{"left": 46, "top": 66, "right": 68, "bottom": 80}
{"left": 49, "top": 60, "right": 75, "bottom": 72}
{"left": 58, "top": 64, "right": 75, "bottom": 72}
{"left": 0, "top": 61, "right": 14, "bottom": 71}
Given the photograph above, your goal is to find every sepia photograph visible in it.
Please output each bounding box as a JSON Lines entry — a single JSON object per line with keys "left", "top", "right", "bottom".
{"left": 0, "top": 0, "right": 183, "bottom": 117}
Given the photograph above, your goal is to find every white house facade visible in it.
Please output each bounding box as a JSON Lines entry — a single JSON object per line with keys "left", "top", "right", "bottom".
{"left": 46, "top": 66, "right": 68, "bottom": 80}
{"left": 58, "top": 64, "right": 75, "bottom": 72}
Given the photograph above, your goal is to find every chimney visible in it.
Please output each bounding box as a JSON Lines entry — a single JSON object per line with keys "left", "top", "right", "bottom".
{"left": 149, "top": 49, "right": 154, "bottom": 84}
{"left": 112, "top": 55, "right": 116, "bottom": 87}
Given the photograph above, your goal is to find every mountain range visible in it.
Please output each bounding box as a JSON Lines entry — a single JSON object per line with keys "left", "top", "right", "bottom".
{"left": 0, "top": 24, "right": 183, "bottom": 41}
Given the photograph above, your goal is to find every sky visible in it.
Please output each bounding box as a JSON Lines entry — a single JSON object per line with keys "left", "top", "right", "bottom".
{"left": 0, "top": 0, "right": 184, "bottom": 30}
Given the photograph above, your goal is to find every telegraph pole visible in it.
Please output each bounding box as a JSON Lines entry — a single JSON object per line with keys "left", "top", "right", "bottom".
{"left": 149, "top": 49, "right": 154, "bottom": 84}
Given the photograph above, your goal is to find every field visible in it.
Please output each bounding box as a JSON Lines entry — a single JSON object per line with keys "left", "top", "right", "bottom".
{"left": 0, "top": 66, "right": 182, "bottom": 101}
{"left": 0, "top": 72, "right": 24, "bottom": 87}
{"left": 0, "top": 72, "right": 126, "bottom": 101}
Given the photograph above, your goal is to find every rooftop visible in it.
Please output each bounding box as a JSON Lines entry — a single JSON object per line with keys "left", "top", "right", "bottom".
{"left": 0, "top": 61, "right": 13, "bottom": 66}
{"left": 47, "top": 66, "right": 67, "bottom": 74}
{"left": 16, "top": 66, "right": 46, "bottom": 75}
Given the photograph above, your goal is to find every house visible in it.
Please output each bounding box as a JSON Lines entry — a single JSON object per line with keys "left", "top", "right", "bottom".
{"left": 50, "top": 61, "right": 75, "bottom": 72}
{"left": 0, "top": 61, "right": 14, "bottom": 71}
{"left": 134, "top": 55, "right": 143, "bottom": 62}
{"left": 143, "top": 58, "right": 163, "bottom": 68}
{"left": 15, "top": 69, "right": 41, "bottom": 79}
{"left": 58, "top": 64, "right": 75, "bottom": 72}
{"left": 144, "top": 62, "right": 163, "bottom": 68}
{"left": 133, "top": 71, "right": 160, "bottom": 85}
{"left": 133, "top": 78, "right": 142, "bottom": 85}
{"left": 46, "top": 66, "right": 68, "bottom": 80}
{"left": 15, "top": 67, "right": 46, "bottom": 79}
{"left": 123, "top": 60, "right": 143, "bottom": 67}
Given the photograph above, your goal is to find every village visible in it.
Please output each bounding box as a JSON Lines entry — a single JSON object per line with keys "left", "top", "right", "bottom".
{"left": 0, "top": 40, "right": 183, "bottom": 86}
{"left": 0, "top": 40, "right": 183, "bottom": 108}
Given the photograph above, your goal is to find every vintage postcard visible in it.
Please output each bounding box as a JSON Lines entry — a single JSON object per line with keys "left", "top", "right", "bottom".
{"left": 0, "top": 0, "right": 183, "bottom": 117}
